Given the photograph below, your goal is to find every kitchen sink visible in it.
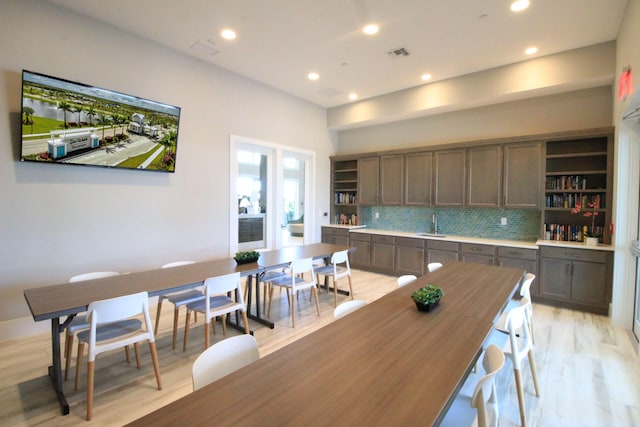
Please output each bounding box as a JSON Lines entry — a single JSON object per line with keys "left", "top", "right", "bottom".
{"left": 416, "top": 233, "right": 447, "bottom": 238}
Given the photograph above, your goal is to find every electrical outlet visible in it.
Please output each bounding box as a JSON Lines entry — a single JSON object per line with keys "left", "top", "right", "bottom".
{"left": 375, "top": 212, "right": 380, "bottom": 219}
{"left": 501, "top": 217, "right": 507, "bottom": 226}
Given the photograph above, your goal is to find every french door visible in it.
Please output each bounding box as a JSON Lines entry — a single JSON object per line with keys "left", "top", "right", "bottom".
{"left": 229, "top": 135, "right": 314, "bottom": 255}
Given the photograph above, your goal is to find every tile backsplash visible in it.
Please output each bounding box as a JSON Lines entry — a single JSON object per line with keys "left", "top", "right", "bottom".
{"left": 360, "top": 206, "right": 541, "bottom": 241}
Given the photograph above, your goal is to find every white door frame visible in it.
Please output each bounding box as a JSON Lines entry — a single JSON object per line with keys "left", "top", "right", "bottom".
{"left": 229, "top": 134, "right": 315, "bottom": 255}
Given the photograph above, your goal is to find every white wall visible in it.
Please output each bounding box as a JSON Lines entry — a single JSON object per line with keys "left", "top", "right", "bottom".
{"left": 0, "top": 0, "right": 336, "bottom": 332}
{"left": 337, "top": 86, "right": 613, "bottom": 153}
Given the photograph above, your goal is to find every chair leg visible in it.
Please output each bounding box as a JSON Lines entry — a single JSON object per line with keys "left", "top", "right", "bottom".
{"left": 86, "top": 360, "right": 95, "bottom": 421}
{"left": 267, "top": 286, "right": 274, "bottom": 318}
{"left": 134, "top": 342, "right": 141, "bottom": 368}
{"left": 221, "top": 314, "right": 227, "bottom": 335}
{"left": 241, "top": 310, "right": 250, "bottom": 334}
{"left": 513, "top": 368, "right": 527, "bottom": 427}
{"left": 312, "top": 287, "right": 320, "bottom": 316}
{"left": 148, "top": 341, "right": 162, "bottom": 390}
{"left": 347, "top": 275, "right": 354, "bottom": 300}
{"left": 528, "top": 349, "right": 541, "bottom": 397}
{"left": 183, "top": 310, "right": 191, "bottom": 351}
{"left": 172, "top": 308, "right": 180, "bottom": 350}
{"left": 125, "top": 345, "right": 131, "bottom": 364}
{"left": 333, "top": 277, "right": 338, "bottom": 307}
{"left": 64, "top": 332, "right": 74, "bottom": 380}
{"left": 154, "top": 299, "right": 163, "bottom": 335}
{"left": 205, "top": 319, "right": 211, "bottom": 349}
{"left": 291, "top": 292, "right": 296, "bottom": 328}
{"left": 75, "top": 342, "right": 84, "bottom": 391}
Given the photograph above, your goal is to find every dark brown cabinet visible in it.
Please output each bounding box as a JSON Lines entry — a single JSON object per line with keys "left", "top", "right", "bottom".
{"left": 467, "top": 145, "right": 501, "bottom": 208}
{"left": 460, "top": 243, "right": 496, "bottom": 265}
{"left": 380, "top": 155, "right": 403, "bottom": 205}
{"left": 321, "top": 227, "right": 349, "bottom": 246}
{"left": 538, "top": 246, "right": 611, "bottom": 314}
{"left": 395, "top": 237, "right": 425, "bottom": 276}
{"left": 349, "top": 233, "right": 371, "bottom": 268}
{"left": 371, "top": 235, "right": 395, "bottom": 272}
{"left": 434, "top": 148, "right": 466, "bottom": 207}
{"left": 404, "top": 152, "right": 432, "bottom": 206}
{"left": 496, "top": 246, "right": 538, "bottom": 276}
{"left": 358, "top": 157, "right": 380, "bottom": 206}
{"left": 426, "top": 240, "right": 459, "bottom": 267}
{"left": 503, "top": 142, "right": 542, "bottom": 209}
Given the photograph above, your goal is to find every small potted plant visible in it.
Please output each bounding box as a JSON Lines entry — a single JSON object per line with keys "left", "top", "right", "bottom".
{"left": 234, "top": 250, "right": 260, "bottom": 264}
{"left": 571, "top": 201, "right": 600, "bottom": 245}
{"left": 411, "top": 284, "right": 444, "bottom": 312}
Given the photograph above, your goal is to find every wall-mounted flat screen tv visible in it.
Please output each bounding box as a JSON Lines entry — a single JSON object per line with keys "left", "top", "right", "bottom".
{"left": 20, "top": 70, "right": 181, "bottom": 172}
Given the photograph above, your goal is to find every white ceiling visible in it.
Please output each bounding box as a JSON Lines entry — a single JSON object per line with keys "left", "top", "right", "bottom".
{"left": 48, "top": 0, "right": 628, "bottom": 108}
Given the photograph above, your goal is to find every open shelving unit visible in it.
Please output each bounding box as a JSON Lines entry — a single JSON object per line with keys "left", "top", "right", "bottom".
{"left": 331, "top": 159, "right": 358, "bottom": 225}
{"left": 542, "top": 134, "right": 613, "bottom": 244}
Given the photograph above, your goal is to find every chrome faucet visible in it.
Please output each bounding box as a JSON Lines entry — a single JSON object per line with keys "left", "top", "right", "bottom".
{"left": 432, "top": 213, "right": 439, "bottom": 234}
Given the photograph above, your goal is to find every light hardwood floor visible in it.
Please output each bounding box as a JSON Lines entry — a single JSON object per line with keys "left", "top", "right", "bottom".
{"left": 1, "top": 269, "right": 639, "bottom": 426}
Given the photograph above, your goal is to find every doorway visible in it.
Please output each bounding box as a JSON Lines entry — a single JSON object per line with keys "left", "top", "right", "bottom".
{"left": 229, "top": 135, "right": 315, "bottom": 255}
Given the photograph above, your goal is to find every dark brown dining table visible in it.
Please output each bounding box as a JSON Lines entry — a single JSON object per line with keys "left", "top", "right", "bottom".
{"left": 127, "top": 261, "right": 524, "bottom": 427}
{"left": 22, "top": 243, "right": 350, "bottom": 416}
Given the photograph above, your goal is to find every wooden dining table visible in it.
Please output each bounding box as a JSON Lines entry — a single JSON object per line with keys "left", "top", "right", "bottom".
{"left": 127, "top": 261, "right": 524, "bottom": 427}
{"left": 22, "top": 243, "right": 350, "bottom": 416}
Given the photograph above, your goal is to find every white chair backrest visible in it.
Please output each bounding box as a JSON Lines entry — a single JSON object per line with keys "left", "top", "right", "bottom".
{"left": 472, "top": 344, "right": 505, "bottom": 427}
{"left": 397, "top": 275, "right": 417, "bottom": 287}
{"left": 427, "top": 262, "right": 443, "bottom": 272}
{"left": 204, "top": 272, "right": 243, "bottom": 303}
{"left": 87, "top": 291, "right": 149, "bottom": 326}
{"left": 334, "top": 300, "right": 367, "bottom": 319}
{"left": 504, "top": 298, "right": 533, "bottom": 369}
{"left": 520, "top": 273, "right": 535, "bottom": 300}
{"left": 162, "top": 260, "right": 195, "bottom": 268}
{"left": 330, "top": 250, "right": 351, "bottom": 278}
{"left": 192, "top": 334, "right": 260, "bottom": 391}
{"left": 290, "top": 258, "right": 316, "bottom": 283}
{"left": 331, "top": 249, "right": 350, "bottom": 266}
{"left": 69, "top": 271, "right": 119, "bottom": 282}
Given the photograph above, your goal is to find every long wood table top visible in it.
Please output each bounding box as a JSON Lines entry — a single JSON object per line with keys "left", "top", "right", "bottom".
{"left": 127, "top": 261, "right": 524, "bottom": 427}
{"left": 24, "top": 243, "right": 349, "bottom": 322}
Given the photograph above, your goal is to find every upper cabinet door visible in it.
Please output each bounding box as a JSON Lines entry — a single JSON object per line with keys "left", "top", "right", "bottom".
{"left": 404, "top": 152, "right": 432, "bottom": 206}
{"left": 467, "top": 145, "right": 502, "bottom": 208}
{"left": 380, "top": 155, "right": 403, "bottom": 205}
{"left": 433, "top": 149, "right": 465, "bottom": 207}
{"left": 358, "top": 157, "right": 380, "bottom": 205}
{"left": 503, "top": 142, "right": 541, "bottom": 208}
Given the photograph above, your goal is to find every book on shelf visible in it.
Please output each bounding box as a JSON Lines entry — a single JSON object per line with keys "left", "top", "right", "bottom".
{"left": 545, "top": 193, "right": 605, "bottom": 209}
{"left": 545, "top": 175, "right": 588, "bottom": 190}
{"left": 334, "top": 213, "right": 357, "bottom": 225}
{"left": 544, "top": 223, "right": 603, "bottom": 242}
{"left": 334, "top": 192, "right": 357, "bottom": 204}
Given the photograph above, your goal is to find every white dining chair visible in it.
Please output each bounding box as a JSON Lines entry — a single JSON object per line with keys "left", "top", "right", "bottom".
{"left": 314, "top": 249, "right": 354, "bottom": 307}
{"left": 183, "top": 272, "right": 249, "bottom": 350}
{"left": 64, "top": 271, "right": 120, "bottom": 380}
{"left": 74, "top": 291, "right": 162, "bottom": 420}
{"left": 267, "top": 257, "right": 320, "bottom": 327}
{"left": 495, "top": 273, "right": 536, "bottom": 343}
{"left": 503, "top": 298, "right": 540, "bottom": 427}
{"left": 154, "top": 261, "right": 205, "bottom": 349}
{"left": 440, "top": 344, "right": 505, "bottom": 427}
{"left": 427, "top": 262, "right": 443, "bottom": 272}
{"left": 333, "top": 300, "right": 367, "bottom": 319}
{"left": 192, "top": 334, "right": 259, "bottom": 391}
{"left": 397, "top": 275, "right": 417, "bottom": 287}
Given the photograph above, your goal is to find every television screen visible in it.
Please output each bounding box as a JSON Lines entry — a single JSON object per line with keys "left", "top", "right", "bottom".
{"left": 20, "top": 70, "right": 181, "bottom": 172}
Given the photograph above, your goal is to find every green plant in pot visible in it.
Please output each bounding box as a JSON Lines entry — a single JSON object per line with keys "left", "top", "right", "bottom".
{"left": 234, "top": 250, "right": 260, "bottom": 264}
{"left": 411, "top": 284, "right": 444, "bottom": 312}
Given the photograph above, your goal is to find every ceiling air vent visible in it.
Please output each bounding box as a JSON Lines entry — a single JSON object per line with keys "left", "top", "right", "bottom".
{"left": 388, "top": 47, "right": 410, "bottom": 58}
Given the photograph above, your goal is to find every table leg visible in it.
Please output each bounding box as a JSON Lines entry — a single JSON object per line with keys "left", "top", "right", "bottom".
{"left": 247, "top": 272, "right": 274, "bottom": 329}
{"left": 49, "top": 317, "right": 69, "bottom": 415}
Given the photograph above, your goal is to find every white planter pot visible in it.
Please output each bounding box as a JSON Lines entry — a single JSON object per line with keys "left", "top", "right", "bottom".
{"left": 585, "top": 237, "right": 599, "bottom": 246}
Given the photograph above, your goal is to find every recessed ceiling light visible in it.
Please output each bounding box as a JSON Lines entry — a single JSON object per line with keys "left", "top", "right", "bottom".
{"left": 525, "top": 46, "right": 538, "bottom": 55}
{"left": 363, "top": 24, "right": 379, "bottom": 35}
{"left": 510, "top": 0, "right": 530, "bottom": 12}
{"left": 221, "top": 29, "right": 236, "bottom": 40}
{"left": 349, "top": 93, "right": 358, "bottom": 100}
{"left": 307, "top": 72, "right": 319, "bottom": 81}
{"left": 421, "top": 74, "right": 432, "bottom": 81}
